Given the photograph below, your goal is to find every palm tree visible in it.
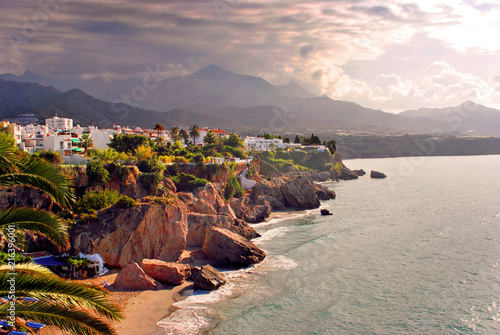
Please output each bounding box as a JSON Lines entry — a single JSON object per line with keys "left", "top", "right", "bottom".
{"left": 0, "top": 137, "right": 123, "bottom": 334}
{"left": 178, "top": 129, "right": 189, "bottom": 145}
{"left": 154, "top": 123, "right": 164, "bottom": 137}
{"left": 0, "top": 136, "right": 73, "bottom": 250}
{"left": 169, "top": 126, "right": 179, "bottom": 142}
{"left": 0, "top": 263, "right": 122, "bottom": 335}
{"left": 189, "top": 125, "right": 200, "bottom": 146}
{"left": 79, "top": 134, "right": 94, "bottom": 154}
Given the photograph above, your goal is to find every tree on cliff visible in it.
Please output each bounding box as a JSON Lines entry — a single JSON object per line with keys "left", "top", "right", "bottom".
{"left": 325, "top": 139, "right": 337, "bottom": 154}
{"left": 0, "top": 136, "right": 123, "bottom": 334}
{"left": 179, "top": 129, "right": 189, "bottom": 144}
{"left": 203, "top": 130, "right": 217, "bottom": 146}
{"left": 189, "top": 125, "right": 201, "bottom": 146}
{"left": 108, "top": 133, "right": 151, "bottom": 154}
{"left": 169, "top": 126, "right": 180, "bottom": 142}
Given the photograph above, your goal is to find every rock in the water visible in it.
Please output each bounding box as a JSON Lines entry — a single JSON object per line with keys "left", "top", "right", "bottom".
{"left": 281, "top": 175, "right": 320, "bottom": 209}
{"left": 191, "top": 265, "right": 226, "bottom": 290}
{"left": 353, "top": 169, "right": 366, "bottom": 176}
{"left": 141, "top": 259, "right": 191, "bottom": 285}
{"left": 320, "top": 208, "right": 333, "bottom": 216}
{"left": 113, "top": 262, "right": 161, "bottom": 291}
{"left": 339, "top": 167, "right": 359, "bottom": 180}
{"left": 314, "top": 184, "right": 336, "bottom": 200}
{"left": 203, "top": 227, "right": 266, "bottom": 265}
{"left": 370, "top": 170, "right": 387, "bottom": 179}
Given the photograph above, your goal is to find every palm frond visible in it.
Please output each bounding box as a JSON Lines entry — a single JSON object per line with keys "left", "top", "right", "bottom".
{"left": 0, "top": 263, "right": 56, "bottom": 278}
{"left": 0, "top": 302, "right": 117, "bottom": 335}
{"left": 0, "top": 139, "right": 21, "bottom": 174}
{"left": 0, "top": 207, "right": 69, "bottom": 251}
{"left": 0, "top": 267, "right": 123, "bottom": 322}
{"left": 0, "top": 167, "right": 74, "bottom": 210}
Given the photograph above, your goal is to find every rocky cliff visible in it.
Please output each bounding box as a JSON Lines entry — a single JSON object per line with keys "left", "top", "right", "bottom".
{"left": 72, "top": 202, "right": 188, "bottom": 267}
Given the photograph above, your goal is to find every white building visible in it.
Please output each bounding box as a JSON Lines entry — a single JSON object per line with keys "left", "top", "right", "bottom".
{"left": 46, "top": 116, "right": 73, "bottom": 131}
{"left": 20, "top": 125, "right": 51, "bottom": 153}
{"left": 243, "top": 136, "right": 284, "bottom": 151}
{"left": 0, "top": 121, "right": 22, "bottom": 144}
{"left": 89, "top": 126, "right": 113, "bottom": 150}
{"left": 42, "top": 134, "right": 73, "bottom": 157}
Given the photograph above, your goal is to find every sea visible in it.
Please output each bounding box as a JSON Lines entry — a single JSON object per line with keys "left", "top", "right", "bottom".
{"left": 158, "top": 155, "right": 500, "bottom": 335}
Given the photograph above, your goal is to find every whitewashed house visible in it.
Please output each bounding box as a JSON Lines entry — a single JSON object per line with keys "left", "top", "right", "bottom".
{"left": 243, "top": 136, "right": 284, "bottom": 151}
{"left": 45, "top": 116, "right": 73, "bottom": 131}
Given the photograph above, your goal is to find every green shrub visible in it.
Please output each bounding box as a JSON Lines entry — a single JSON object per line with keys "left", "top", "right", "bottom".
{"left": 116, "top": 196, "right": 136, "bottom": 208}
{"left": 74, "top": 190, "right": 121, "bottom": 214}
{"left": 165, "top": 164, "right": 179, "bottom": 176}
{"left": 0, "top": 252, "right": 32, "bottom": 265}
{"left": 139, "top": 172, "right": 163, "bottom": 194}
{"left": 224, "top": 175, "right": 245, "bottom": 200}
{"left": 170, "top": 172, "right": 209, "bottom": 192}
{"left": 86, "top": 160, "right": 110, "bottom": 187}
{"left": 137, "top": 158, "right": 163, "bottom": 173}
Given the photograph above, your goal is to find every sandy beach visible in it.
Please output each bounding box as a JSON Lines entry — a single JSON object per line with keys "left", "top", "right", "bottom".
{"left": 37, "top": 270, "right": 192, "bottom": 335}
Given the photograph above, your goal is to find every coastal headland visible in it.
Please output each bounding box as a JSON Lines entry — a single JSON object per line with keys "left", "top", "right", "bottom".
{"left": 9, "top": 150, "right": 363, "bottom": 334}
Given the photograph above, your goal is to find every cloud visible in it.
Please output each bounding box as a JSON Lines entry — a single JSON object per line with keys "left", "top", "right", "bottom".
{"left": 0, "top": 0, "right": 500, "bottom": 111}
{"left": 319, "top": 60, "right": 500, "bottom": 112}
{"left": 299, "top": 44, "right": 315, "bottom": 58}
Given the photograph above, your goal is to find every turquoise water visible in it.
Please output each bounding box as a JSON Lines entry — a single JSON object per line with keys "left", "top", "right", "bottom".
{"left": 161, "top": 155, "right": 500, "bottom": 335}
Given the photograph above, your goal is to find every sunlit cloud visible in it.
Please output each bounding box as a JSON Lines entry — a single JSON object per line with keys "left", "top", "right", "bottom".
{"left": 0, "top": 0, "right": 499, "bottom": 111}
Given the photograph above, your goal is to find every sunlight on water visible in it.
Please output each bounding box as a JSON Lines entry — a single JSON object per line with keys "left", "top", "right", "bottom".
{"left": 160, "top": 155, "right": 500, "bottom": 335}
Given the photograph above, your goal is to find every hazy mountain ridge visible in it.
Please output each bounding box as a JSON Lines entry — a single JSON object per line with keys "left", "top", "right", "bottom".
{"left": 400, "top": 101, "right": 500, "bottom": 135}
{"left": 1, "top": 67, "right": 499, "bottom": 135}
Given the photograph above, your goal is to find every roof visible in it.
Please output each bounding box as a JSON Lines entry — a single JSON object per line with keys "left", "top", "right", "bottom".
{"left": 21, "top": 251, "right": 52, "bottom": 258}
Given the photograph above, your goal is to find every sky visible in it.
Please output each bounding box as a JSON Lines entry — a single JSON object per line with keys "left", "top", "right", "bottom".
{"left": 1, "top": 0, "right": 500, "bottom": 112}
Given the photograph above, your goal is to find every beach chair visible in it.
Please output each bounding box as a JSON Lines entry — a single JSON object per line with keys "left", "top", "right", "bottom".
{"left": 26, "top": 321, "right": 45, "bottom": 332}
{"left": 8, "top": 331, "right": 28, "bottom": 335}
{"left": 0, "top": 320, "right": 11, "bottom": 327}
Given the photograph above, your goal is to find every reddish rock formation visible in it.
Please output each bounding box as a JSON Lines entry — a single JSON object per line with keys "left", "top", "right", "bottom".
{"left": 314, "top": 184, "right": 336, "bottom": 200}
{"left": 113, "top": 262, "right": 161, "bottom": 291}
{"left": 141, "top": 259, "right": 191, "bottom": 285}
{"left": 280, "top": 175, "right": 320, "bottom": 209}
{"left": 203, "top": 227, "right": 266, "bottom": 265}
{"left": 249, "top": 179, "right": 286, "bottom": 209}
{"left": 229, "top": 197, "right": 271, "bottom": 223}
{"left": 72, "top": 203, "right": 188, "bottom": 268}
{"left": 186, "top": 213, "right": 258, "bottom": 247}
{"left": 191, "top": 265, "right": 226, "bottom": 290}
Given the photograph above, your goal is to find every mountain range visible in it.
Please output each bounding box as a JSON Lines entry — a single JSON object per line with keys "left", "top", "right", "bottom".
{"left": 1, "top": 66, "right": 500, "bottom": 135}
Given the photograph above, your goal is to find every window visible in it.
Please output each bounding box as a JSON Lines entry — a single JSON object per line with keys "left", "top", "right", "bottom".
{"left": 60, "top": 141, "right": 64, "bottom": 149}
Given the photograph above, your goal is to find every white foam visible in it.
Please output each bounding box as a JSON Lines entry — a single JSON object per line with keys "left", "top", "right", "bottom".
{"left": 252, "top": 209, "right": 315, "bottom": 229}
{"left": 157, "top": 255, "right": 297, "bottom": 334}
{"left": 254, "top": 226, "right": 289, "bottom": 243}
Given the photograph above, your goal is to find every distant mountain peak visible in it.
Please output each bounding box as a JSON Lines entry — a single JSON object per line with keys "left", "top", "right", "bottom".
{"left": 22, "top": 70, "right": 36, "bottom": 76}
{"left": 193, "top": 64, "right": 233, "bottom": 77}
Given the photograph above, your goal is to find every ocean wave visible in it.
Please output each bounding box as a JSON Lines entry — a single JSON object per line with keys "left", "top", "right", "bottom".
{"left": 251, "top": 209, "right": 316, "bottom": 229}
{"left": 253, "top": 226, "right": 289, "bottom": 243}
{"left": 156, "top": 255, "right": 297, "bottom": 334}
